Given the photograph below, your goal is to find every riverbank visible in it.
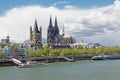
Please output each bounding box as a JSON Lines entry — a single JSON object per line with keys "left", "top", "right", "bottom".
{"left": 0, "top": 55, "right": 92, "bottom": 67}
{"left": 1, "top": 54, "right": 120, "bottom": 67}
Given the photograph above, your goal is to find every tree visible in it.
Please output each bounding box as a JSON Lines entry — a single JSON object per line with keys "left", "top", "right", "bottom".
{"left": 49, "top": 49, "right": 60, "bottom": 57}
{"left": 25, "top": 50, "right": 36, "bottom": 57}
{"left": 61, "top": 48, "right": 72, "bottom": 56}
{"left": 0, "top": 51, "right": 5, "bottom": 59}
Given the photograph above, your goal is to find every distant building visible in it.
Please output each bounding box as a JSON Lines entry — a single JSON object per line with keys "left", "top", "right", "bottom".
{"left": 1, "top": 36, "right": 10, "bottom": 45}
{"left": 87, "top": 43, "right": 102, "bottom": 49}
{"left": 70, "top": 42, "right": 102, "bottom": 49}
{"left": 4, "top": 43, "right": 28, "bottom": 59}
{"left": 30, "top": 19, "right": 42, "bottom": 49}
{"left": 47, "top": 16, "right": 76, "bottom": 47}
{"left": 22, "top": 40, "right": 34, "bottom": 50}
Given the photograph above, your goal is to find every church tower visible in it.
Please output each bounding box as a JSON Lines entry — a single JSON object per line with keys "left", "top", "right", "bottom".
{"left": 30, "top": 19, "right": 42, "bottom": 49}
{"left": 54, "top": 16, "right": 59, "bottom": 36}
{"left": 47, "top": 16, "right": 54, "bottom": 45}
{"left": 47, "top": 16, "right": 61, "bottom": 45}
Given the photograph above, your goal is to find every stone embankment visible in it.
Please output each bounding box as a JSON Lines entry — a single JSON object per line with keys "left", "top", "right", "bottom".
{"left": 0, "top": 56, "right": 92, "bottom": 67}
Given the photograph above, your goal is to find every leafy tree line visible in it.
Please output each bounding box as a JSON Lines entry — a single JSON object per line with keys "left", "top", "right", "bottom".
{"left": 25, "top": 45, "right": 120, "bottom": 57}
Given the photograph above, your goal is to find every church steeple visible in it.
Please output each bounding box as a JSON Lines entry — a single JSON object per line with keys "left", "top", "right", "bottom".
{"left": 55, "top": 16, "right": 58, "bottom": 27}
{"left": 34, "top": 19, "right": 39, "bottom": 33}
{"left": 30, "top": 19, "right": 42, "bottom": 49}
{"left": 54, "top": 16, "right": 59, "bottom": 35}
{"left": 49, "top": 15, "right": 53, "bottom": 27}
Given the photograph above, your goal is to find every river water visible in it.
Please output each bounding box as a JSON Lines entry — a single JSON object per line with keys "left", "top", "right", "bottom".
{"left": 0, "top": 60, "right": 120, "bottom": 80}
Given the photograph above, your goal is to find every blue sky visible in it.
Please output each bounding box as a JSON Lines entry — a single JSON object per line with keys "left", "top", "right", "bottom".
{"left": 0, "top": 0, "right": 114, "bottom": 14}
{"left": 0, "top": 0, "right": 120, "bottom": 46}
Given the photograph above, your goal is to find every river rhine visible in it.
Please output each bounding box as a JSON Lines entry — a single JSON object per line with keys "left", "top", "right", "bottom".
{"left": 0, "top": 60, "right": 120, "bottom": 80}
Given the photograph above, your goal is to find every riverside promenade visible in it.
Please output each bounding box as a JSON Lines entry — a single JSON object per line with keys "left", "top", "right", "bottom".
{"left": 0, "top": 55, "right": 92, "bottom": 67}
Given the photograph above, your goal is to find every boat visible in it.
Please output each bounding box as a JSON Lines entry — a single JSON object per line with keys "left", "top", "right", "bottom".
{"left": 92, "top": 55, "right": 110, "bottom": 60}
{"left": 11, "top": 58, "right": 48, "bottom": 68}
{"left": 92, "top": 55, "right": 120, "bottom": 60}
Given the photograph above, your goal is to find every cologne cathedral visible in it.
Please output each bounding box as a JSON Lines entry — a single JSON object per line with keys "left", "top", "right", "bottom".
{"left": 47, "top": 16, "right": 76, "bottom": 46}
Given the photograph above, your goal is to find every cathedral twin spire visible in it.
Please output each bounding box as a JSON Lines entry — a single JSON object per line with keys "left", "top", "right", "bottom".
{"left": 48, "top": 15, "right": 59, "bottom": 35}
{"left": 49, "top": 16, "right": 58, "bottom": 27}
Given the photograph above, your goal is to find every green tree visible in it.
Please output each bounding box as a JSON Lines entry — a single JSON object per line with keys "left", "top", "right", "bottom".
{"left": 0, "top": 51, "right": 5, "bottom": 59}
{"left": 50, "top": 49, "right": 61, "bottom": 57}
{"left": 25, "top": 50, "right": 36, "bottom": 57}
{"left": 61, "top": 48, "right": 72, "bottom": 56}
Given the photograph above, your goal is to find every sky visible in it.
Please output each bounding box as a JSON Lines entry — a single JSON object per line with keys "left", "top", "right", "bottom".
{"left": 0, "top": 0, "right": 120, "bottom": 46}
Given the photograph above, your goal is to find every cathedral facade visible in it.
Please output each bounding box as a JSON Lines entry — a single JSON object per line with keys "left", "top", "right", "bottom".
{"left": 30, "top": 19, "right": 42, "bottom": 49}
{"left": 47, "top": 16, "right": 76, "bottom": 46}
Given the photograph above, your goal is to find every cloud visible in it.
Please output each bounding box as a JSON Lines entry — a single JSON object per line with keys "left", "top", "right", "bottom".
{"left": 53, "top": 1, "right": 70, "bottom": 6}
{"left": 64, "top": 5, "right": 75, "bottom": 9}
{"left": 0, "top": 0, "right": 120, "bottom": 46}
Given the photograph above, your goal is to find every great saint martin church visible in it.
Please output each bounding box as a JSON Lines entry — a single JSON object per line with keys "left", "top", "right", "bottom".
{"left": 30, "top": 19, "right": 42, "bottom": 49}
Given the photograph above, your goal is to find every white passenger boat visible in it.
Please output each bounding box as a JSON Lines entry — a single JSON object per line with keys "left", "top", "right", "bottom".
{"left": 12, "top": 58, "right": 48, "bottom": 68}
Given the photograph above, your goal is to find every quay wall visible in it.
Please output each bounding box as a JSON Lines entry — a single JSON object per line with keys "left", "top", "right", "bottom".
{"left": 0, "top": 56, "right": 92, "bottom": 67}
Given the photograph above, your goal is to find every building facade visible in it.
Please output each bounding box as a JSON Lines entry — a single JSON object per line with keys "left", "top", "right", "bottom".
{"left": 30, "top": 19, "right": 42, "bottom": 49}
{"left": 47, "top": 16, "right": 76, "bottom": 46}
{"left": 70, "top": 42, "right": 102, "bottom": 49}
{"left": 1, "top": 36, "right": 10, "bottom": 45}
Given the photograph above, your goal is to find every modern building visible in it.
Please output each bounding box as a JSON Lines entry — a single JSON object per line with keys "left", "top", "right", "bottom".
{"left": 47, "top": 16, "right": 76, "bottom": 46}
{"left": 30, "top": 19, "right": 42, "bottom": 49}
